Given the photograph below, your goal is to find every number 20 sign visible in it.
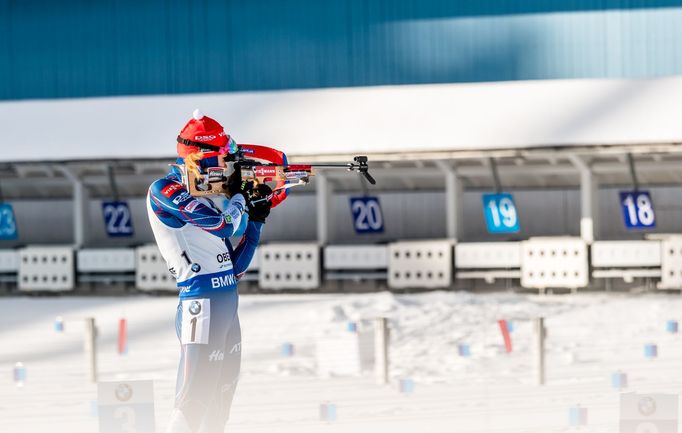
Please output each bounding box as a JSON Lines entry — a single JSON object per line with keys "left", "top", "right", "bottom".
{"left": 350, "top": 197, "right": 384, "bottom": 234}
{"left": 482, "top": 193, "right": 520, "bottom": 234}
{"left": 620, "top": 191, "right": 655, "bottom": 229}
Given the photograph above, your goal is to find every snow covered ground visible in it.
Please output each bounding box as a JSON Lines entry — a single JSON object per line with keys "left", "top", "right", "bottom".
{"left": 2, "top": 290, "right": 682, "bottom": 432}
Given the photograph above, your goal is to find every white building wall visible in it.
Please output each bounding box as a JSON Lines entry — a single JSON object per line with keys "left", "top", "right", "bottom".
{"left": 4, "top": 77, "right": 682, "bottom": 163}
{"left": 8, "top": 200, "right": 73, "bottom": 246}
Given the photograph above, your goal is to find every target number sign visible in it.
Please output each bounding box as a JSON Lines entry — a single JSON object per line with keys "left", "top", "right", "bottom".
{"left": 0, "top": 203, "right": 18, "bottom": 240}
{"left": 619, "top": 393, "right": 678, "bottom": 433}
{"left": 102, "top": 201, "right": 134, "bottom": 237}
{"left": 620, "top": 191, "right": 656, "bottom": 229}
{"left": 482, "top": 193, "right": 520, "bottom": 233}
{"left": 97, "top": 380, "right": 156, "bottom": 433}
{"left": 350, "top": 197, "right": 384, "bottom": 234}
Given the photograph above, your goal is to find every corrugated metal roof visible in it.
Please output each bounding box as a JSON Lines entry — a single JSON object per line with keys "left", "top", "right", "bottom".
{"left": 3, "top": 1, "right": 682, "bottom": 100}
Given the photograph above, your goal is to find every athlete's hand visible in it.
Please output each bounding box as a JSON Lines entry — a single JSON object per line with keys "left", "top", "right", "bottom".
{"left": 227, "top": 171, "right": 254, "bottom": 199}
{"left": 248, "top": 184, "right": 273, "bottom": 223}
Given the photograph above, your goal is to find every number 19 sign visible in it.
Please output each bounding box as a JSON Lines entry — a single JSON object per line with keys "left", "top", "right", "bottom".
{"left": 482, "top": 193, "right": 520, "bottom": 234}
{"left": 620, "top": 191, "right": 655, "bottom": 229}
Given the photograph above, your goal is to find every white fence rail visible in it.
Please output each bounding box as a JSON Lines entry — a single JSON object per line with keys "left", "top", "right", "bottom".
{"left": 455, "top": 242, "right": 522, "bottom": 283}
{"left": 521, "top": 237, "right": 589, "bottom": 290}
{"left": 388, "top": 240, "right": 453, "bottom": 289}
{"left": 135, "top": 245, "right": 175, "bottom": 291}
{"left": 18, "top": 246, "right": 75, "bottom": 292}
{"left": 259, "top": 243, "right": 321, "bottom": 290}
{"left": 591, "top": 240, "right": 662, "bottom": 283}
{"left": 1, "top": 236, "right": 681, "bottom": 291}
{"left": 77, "top": 249, "right": 136, "bottom": 273}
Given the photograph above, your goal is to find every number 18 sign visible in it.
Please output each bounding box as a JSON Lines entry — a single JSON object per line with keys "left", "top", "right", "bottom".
{"left": 482, "top": 193, "right": 520, "bottom": 234}
{"left": 620, "top": 191, "right": 656, "bottom": 229}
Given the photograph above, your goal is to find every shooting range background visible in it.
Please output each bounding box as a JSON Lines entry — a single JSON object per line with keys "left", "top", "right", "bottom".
{"left": 3, "top": 1, "right": 682, "bottom": 433}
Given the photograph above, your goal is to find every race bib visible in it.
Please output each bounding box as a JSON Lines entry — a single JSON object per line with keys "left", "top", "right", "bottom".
{"left": 181, "top": 298, "right": 211, "bottom": 345}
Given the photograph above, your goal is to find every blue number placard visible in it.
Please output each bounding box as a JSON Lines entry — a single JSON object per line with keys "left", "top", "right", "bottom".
{"left": 482, "top": 193, "right": 520, "bottom": 233}
{"left": 620, "top": 191, "right": 656, "bottom": 229}
{"left": 350, "top": 197, "right": 384, "bottom": 234}
{"left": 102, "top": 201, "right": 134, "bottom": 237}
{"left": 0, "top": 203, "right": 18, "bottom": 240}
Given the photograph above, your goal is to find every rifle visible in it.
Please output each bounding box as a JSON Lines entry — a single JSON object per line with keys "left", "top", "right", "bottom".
{"left": 175, "top": 144, "right": 375, "bottom": 207}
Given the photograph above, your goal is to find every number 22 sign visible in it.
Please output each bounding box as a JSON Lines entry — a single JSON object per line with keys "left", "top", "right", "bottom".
{"left": 482, "top": 193, "right": 520, "bottom": 234}
{"left": 102, "top": 201, "right": 134, "bottom": 237}
{"left": 620, "top": 191, "right": 655, "bottom": 229}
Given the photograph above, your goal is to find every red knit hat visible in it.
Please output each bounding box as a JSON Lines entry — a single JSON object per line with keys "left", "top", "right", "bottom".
{"left": 176, "top": 109, "right": 230, "bottom": 158}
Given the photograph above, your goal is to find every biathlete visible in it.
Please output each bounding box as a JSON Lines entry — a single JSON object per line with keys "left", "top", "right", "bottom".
{"left": 147, "top": 110, "right": 274, "bottom": 433}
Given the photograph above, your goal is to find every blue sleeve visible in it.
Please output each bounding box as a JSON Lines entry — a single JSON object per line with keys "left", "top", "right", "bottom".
{"left": 232, "top": 221, "right": 263, "bottom": 278}
{"left": 149, "top": 178, "right": 243, "bottom": 239}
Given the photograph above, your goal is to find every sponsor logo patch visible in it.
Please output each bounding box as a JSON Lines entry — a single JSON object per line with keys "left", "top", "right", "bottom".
{"left": 172, "top": 192, "right": 193, "bottom": 205}
{"left": 211, "top": 274, "right": 236, "bottom": 288}
{"left": 184, "top": 200, "right": 200, "bottom": 212}
{"left": 161, "top": 183, "right": 183, "bottom": 198}
{"left": 189, "top": 300, "right": 202, "bottom": 315}
{"left": 216, "top": 252, "right": 231, "bottom": 263}
{"left": 254, "top": 166, "right": 278, "bottom": 177}
{"left": 208, "top": 171, "right": 224, "bottom": 181}
{"left": 209, "top": 350, "right": 224, "bottom": 362}
{"left": 115, "top": 384, "right": 133, "bottom": 402}
{"left": 285, "top": 171, "right": 310, "bottom": 181}
{"left": 194, "top": 131, "right": 227, "bottom": 142}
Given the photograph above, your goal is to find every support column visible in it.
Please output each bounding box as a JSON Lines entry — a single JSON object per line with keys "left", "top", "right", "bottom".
{"left": 535, "top": 317, "right": 546, "bottom": 386}
{"left": 84, "top": 317, "right": 98, "bottom": 383}
{"left": 569, "top": 155, "right": 599, "bottom": 243}
{"left": 374, "top": 317, "right": 389, "bottom": 385}
{"left": 437, "top": 161, "right": 463, "bottom": 241}
{"left": 58, "top": 167, "right": 89, "bottom": 248}
{"left": 316, "top": 171, "right": 333, "bottom": 245}
{"left": 580, "top": 168, "right": 599, "bottom": 243}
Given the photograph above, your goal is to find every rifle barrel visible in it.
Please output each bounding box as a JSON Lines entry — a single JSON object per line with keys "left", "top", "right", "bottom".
{"left": 309, "top": 164, "right": 352, "bottom": 168}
